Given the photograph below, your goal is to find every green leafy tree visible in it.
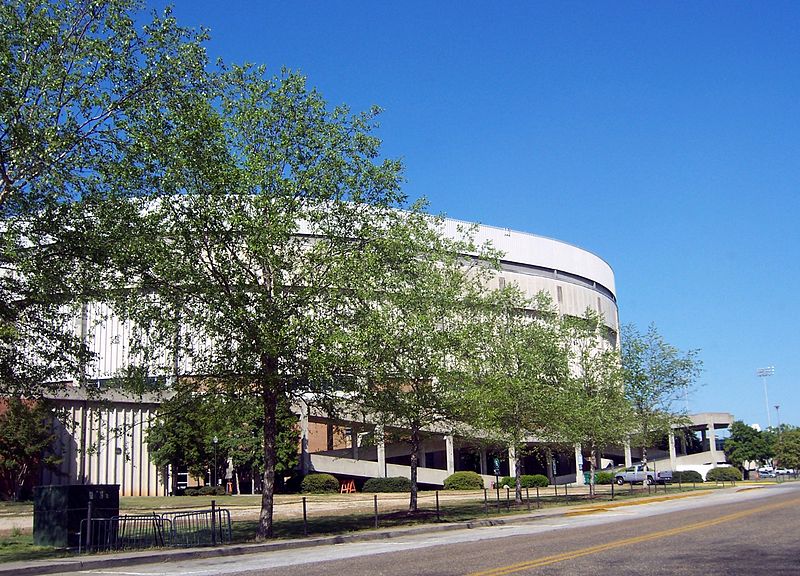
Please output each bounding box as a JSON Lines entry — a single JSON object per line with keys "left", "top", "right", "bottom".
{"left": 620, "top": 323, "right": 702, "bottom": 464}
{"left": 0, "top": 0, "right": 213, "bottom": 397}
{"left": 114, "top": 67, "right": 403, "bottom": 538}
{"left": 561, "top": 310, "right": 633, "bottom": 492}
{"left": 345, "top": 209, "right": 496, "bottom": 512}
{"left": 147, "top": 391, "right": 215, "bottom": 486}
{"left": 0, "top": 397, "right": 61, "bottom": 500}
{"left": 723, "top": 420, "right": 774, "bottom": 475}
{"left": 147, "top": 386, "right": 298, "bottom": 494}
{"left": 463, "top": 290, "right": 569, "bottom": 503}
{"left": 773, "top": 428, "right": 800, "bottom": 470}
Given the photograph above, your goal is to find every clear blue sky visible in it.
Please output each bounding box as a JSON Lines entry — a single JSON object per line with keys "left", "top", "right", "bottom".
{"left": 152, "top": 1, "right": 799, "bottom": 430}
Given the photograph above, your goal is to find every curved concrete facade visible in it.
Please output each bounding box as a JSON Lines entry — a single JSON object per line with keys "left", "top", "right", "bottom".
{"left": 43, "top": 216, "right": 618, "bottom": 495}
{"left": 443, "top": 218, "right": 618, "bottom": 336}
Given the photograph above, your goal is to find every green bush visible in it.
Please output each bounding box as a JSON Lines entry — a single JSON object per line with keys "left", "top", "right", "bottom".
{"left": 594, "top": 472, "right": 614, "bottom": 485}
{"left": 195, "top": 485, "right": 226, "bottom": 496}
{"left": 363, "top": 476, "right": 412, "bottom": 493}
{"left": 184, "top": 487, "right": 199, "bottom": 496}
{"left": 706, "top": 467, "right": 742, "bottom": 482}
{"left": 673, "top": 470, "right": 704, "bottom": 483}
{"left": 443, "top": 471, "right": 485, "bottom": 490}
{"left": 301, "top": 473, "right": 340, "bottom": 493}
{"left": 499, "top": 474, "right": 549, "bottom": 488}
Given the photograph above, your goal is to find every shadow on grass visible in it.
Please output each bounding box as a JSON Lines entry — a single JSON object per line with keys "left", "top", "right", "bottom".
{"left": 0, "top": 532, "right": 69, "bottom": 564}
{"left": 0, "top": 484, "right": 720, "bottom": 562}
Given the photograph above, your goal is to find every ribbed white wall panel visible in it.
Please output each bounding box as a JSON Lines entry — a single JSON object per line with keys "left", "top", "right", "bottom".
{"left": 41, "top": 397, "right": 164, "bottom": 496}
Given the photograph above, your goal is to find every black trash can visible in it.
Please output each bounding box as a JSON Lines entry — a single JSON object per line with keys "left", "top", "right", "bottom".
{"left": 33, "top": 484, "right": 120, "bottom": 548}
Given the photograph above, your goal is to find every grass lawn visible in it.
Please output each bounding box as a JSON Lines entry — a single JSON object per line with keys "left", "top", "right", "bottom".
{"left": 0, "top": 481, "right": 751, "bottom": 564}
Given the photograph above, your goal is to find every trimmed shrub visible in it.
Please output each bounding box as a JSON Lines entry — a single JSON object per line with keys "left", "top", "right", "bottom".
{"left": 499, "top": 476, "right": 514, "bottom": 488}
{"left": 594, "top": 472, "right": 614, "bottom": 485}
{"left": 499, "top": 474, "right": 549, "bottom": 488}
{"left": 363, "top": 476, "right": 412, "bottom": 493}
{"left": 194, "top": 485, "right": 226, "bottom": 496}
{"left": 184, "top": 487, "right": 200, "bottom": 496}
{"left": 443, "top": 471, "right": 485, "bottom": 490}
{"left": 301, "top": 473, "right": 340, "bottom": 493}
{"left": 706, "top": 467, "right": 742, "bottom": 482}
{"left": 673, "top": 470, "right": 704, "bottom": 484}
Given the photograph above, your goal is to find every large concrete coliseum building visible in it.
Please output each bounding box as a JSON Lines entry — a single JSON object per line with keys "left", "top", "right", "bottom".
{"left": 41, "top": 218, "right": 620, "bottom": 495}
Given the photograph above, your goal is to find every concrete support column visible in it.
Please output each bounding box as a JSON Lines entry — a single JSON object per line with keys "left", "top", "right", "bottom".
{"left": 479, "top": 448, "right": 487, "bottom": 475}
{"left": 445, "top": 435, "right": 455, "bottom": 475}
{"left": 376, "top": 424, "right": 386, "bottom": 478}
{"left": 624, "top": 440, "right": 633, "bottom": 467}
{"left": 351, "top": 426, "right": 359, "bottom": 460}
{"left": 299, "top": 401, "right": 310, "bottom": 475}
{"left": 508, "top": 445, "right": 517, "bottom": 478}
{"left": 708, "top": 422, "right": 719, "bottom": 467}
{"left": 668, "top": 431, "right": 677, "bottom": 471}
{"left": 574, "top": 443, "right": 585, "bottom": 485}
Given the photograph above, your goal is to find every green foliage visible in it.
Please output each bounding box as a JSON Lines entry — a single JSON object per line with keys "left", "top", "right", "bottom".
{"left": 499, "top": 474, "right": 549, "bottom": 488}
{"left": 621, "top": 323, "right": 702, "bottom": 462}
{"left": 343, "top": 207, "right": 499, "bottom": 511}
{"left": 113, "top": 64, "right": 405, "bottom": 539}
{"left": 594, "top": 472, "right": 614, "bottom": 485}
{"left": 0, "top": 398, "right": 61, "bottom": 500}
{"left": 443, "top": 471, "right": 485, "bottom": 490}
{"left": 0, "top": 0, "right": 213, "bottom": 398}
{"left": 146, "top": 385, "right": 299, "bottom": 486}
{"left": 724, "top": 420, "right": 774, "bottom": 470}
{"left": 464, "top": 291, "right": 568, "bottom": 441}
{"left": 560, "top": 311, "right": 633, "bottom": 475}
{"left": 362, "top": 477, "right": 412, "bottom": 493}
{"left": 301, "top": 474, "right": 340, "bottom": 494}
{"left": 773, "top": 428, "right": 800, "bottom": 470}
{"left": 672, "top": 470, "right": 704, "bottom": 483}
{"left": 706, "top": 467, "right": 742, "bottom": 482}
{"left": 184, "top": 486, "right": 226, "bottom": 496}
{"left": 460, "top": 290, "right": 568, "bottom": 504}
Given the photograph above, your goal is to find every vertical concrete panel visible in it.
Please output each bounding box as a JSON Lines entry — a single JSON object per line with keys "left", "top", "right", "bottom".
{"left": 136, "top": 406, "right": 144, "bottom": 496}
{"left": 97, "top": 409, "right": 107, "bottom": 485}
{"left": 112, "top": 406, "right": 120, "bottom": 487}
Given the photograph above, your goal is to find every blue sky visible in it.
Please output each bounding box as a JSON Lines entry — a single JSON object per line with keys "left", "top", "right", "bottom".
{"left": 153, "top": 1, "right": 799, "bottom": 430}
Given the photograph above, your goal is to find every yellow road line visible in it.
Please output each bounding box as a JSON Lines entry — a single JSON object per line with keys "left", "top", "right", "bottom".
{"left": 564, "top": 490, "right": 708, "bottom": 516}
{"left": 468, "top": 496, "right": 800, "bottom": 576}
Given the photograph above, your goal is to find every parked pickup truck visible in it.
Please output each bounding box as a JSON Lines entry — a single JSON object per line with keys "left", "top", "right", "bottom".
{"left": 614, "top": 465, "right": 673, "bottom": 485}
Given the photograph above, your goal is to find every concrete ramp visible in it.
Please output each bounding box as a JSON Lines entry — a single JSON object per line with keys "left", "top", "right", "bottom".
{"left": 308, "top": 454, "right": 496, "bottom": 488}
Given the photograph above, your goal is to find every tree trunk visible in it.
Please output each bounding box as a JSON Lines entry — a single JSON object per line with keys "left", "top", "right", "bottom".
{"left": 514, "top": 451, "right": 522, "bottom": 504}
{"left": 409, "top": 426, "right": 420, "bottom": 513}
{"left": 256, "top": 357, "right": 279, "bottom": 540}
{"left": 589, "top": 447, "right": 597, "bottom": 497}
{"left": 13, "top": 464, "right": 28, "bottom": 502}
{"left": 545, "top": 449, "right": 555, "bottom": 485}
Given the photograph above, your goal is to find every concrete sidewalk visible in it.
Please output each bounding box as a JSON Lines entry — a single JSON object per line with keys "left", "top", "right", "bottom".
{"left": 0, "top": 489, "right": 721, "bottom": 576}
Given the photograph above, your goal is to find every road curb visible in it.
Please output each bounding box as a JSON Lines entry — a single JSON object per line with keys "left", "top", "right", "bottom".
{"left": 0, "top": 488, "right": 729, "bottom": 576}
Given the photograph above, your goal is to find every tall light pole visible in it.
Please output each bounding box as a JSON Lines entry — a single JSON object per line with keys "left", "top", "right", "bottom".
{"left": 757, "top": 367, "right": 774, "bottom": 428}
{"left": 213, "top": 435, "right": 218, "bottom": 487}
{"left": 775, "top": 404, "right": 782, "bottom": 431}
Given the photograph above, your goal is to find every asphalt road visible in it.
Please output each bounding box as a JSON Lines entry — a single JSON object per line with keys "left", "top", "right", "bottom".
{"left": 65, "top": 483, "right": 800, "bottom": 576}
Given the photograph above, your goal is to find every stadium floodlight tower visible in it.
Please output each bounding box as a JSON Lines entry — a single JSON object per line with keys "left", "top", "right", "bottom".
{"left": 756, "top": 367, "right": 774, "bottom": 429}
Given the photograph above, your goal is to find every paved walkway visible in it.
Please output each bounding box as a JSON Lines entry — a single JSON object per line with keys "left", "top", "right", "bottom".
{"left": 0, "top": 488, "right": 726, "bottom": 576}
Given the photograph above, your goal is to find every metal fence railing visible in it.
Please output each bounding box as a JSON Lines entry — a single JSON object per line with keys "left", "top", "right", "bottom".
{"left": 161, "top": 506, "right": 232, "bottom": 548}
{"left": 79, "top": 505, "right": 231, "bottom": 553}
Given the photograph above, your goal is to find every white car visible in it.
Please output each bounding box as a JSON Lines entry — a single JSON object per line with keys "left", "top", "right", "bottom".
{"left": 775, "top": 468, "right": 795, "bottom": 475}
